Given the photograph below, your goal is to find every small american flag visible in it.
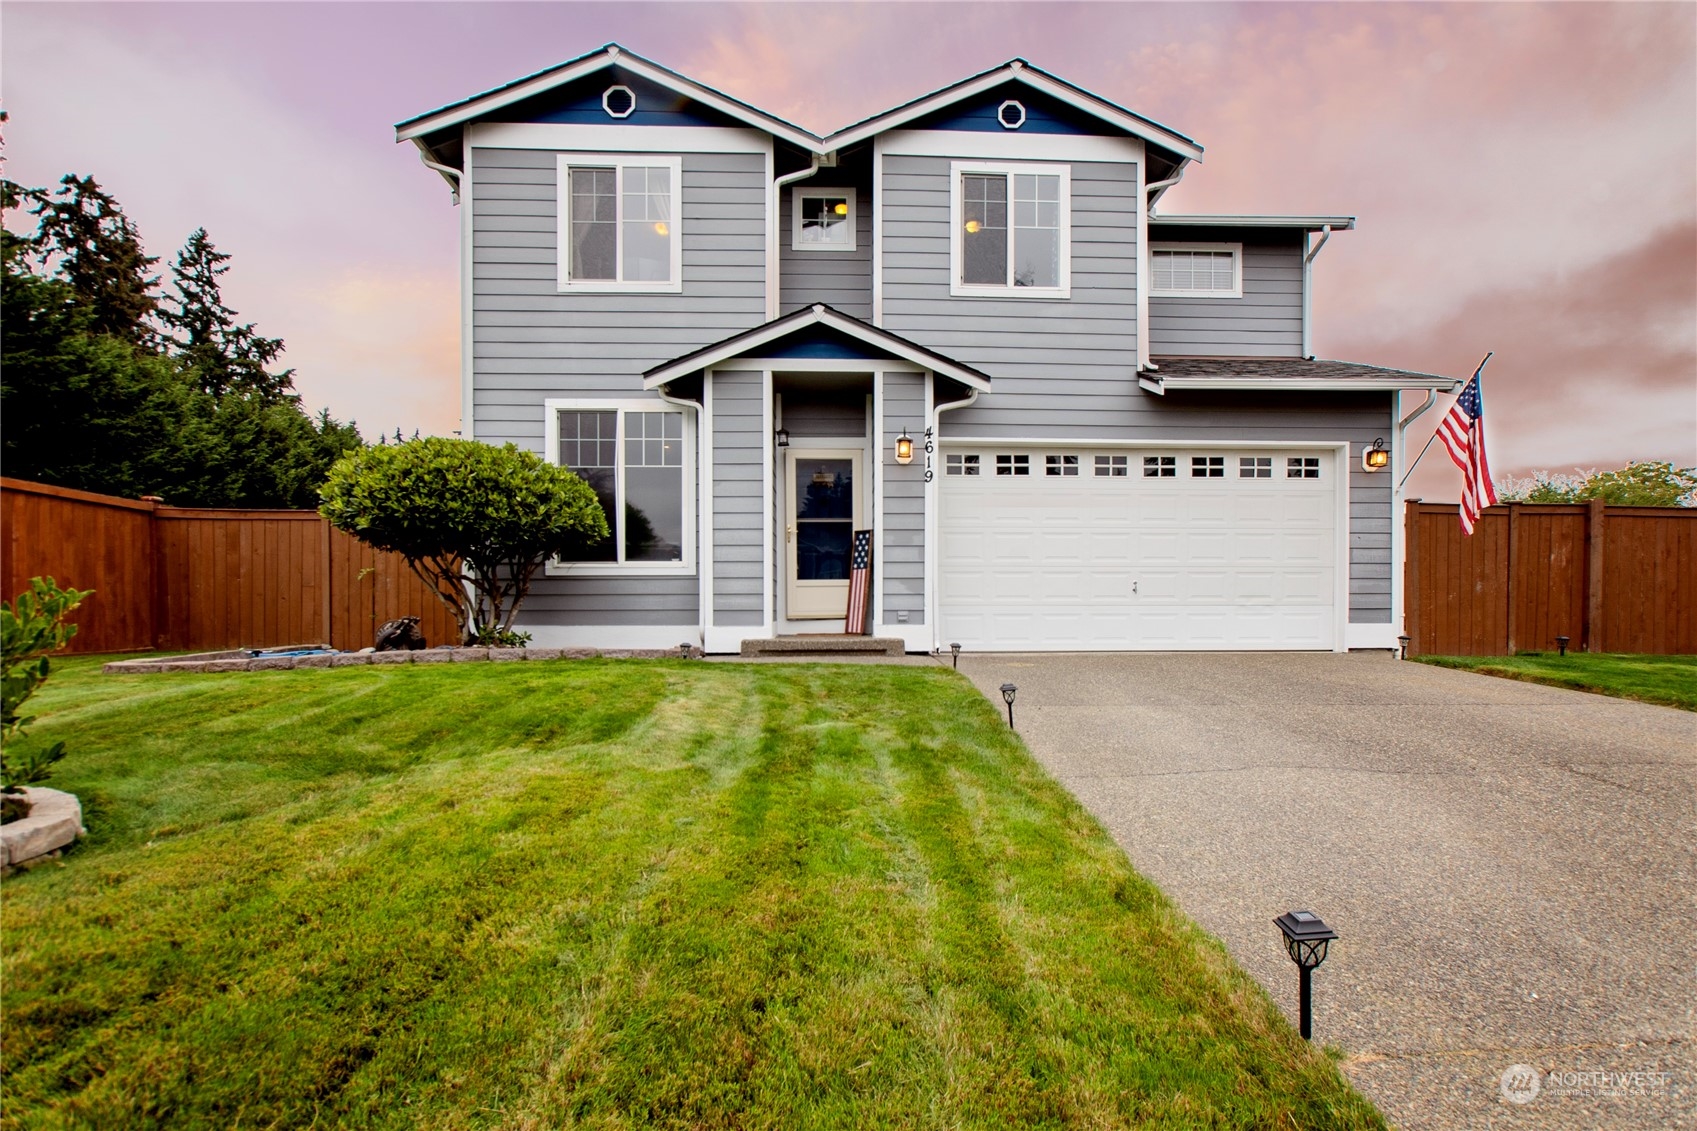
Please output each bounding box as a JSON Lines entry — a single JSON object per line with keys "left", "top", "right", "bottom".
{"left": 845, "top": 529, "right": 873, "bottom": 635}
{"left": 1436, "top": 359, "right": 1498, "bottom": 535}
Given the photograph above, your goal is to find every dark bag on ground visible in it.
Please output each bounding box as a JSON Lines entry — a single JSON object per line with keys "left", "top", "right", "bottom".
{"left": 374, "top": 616, "right": 426, "bottom": 652}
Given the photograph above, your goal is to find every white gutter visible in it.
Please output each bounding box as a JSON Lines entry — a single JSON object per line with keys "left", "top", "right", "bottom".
{"left": 1140, "top": 162, "right": 1189, "bottom": 373}
{"left": 1395, "top": 388, "right": 1439, "bottom": 491}
{"left": 1301, "top": 223, "right": 1331, "bottom": 359}
{"left": 655, "top": 383, "right": 707, "bottom": 650}
{"left": 768, "top": 153, "right": 824, "bottom": 319}
{"left": 415, "top": 144, "right": 463, "bottom": 205}
{"left": 925, "top": 386, "right": 980, "bottom": 652}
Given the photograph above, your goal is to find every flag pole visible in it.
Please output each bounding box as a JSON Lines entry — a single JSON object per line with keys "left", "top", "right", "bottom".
{"left": 1398, "top": 351, "right": 1491, "bottom": 490}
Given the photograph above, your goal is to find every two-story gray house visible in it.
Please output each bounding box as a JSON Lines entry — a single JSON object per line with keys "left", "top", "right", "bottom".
{"left": 397, "top": 44, "right": 1457, "bottom": 654}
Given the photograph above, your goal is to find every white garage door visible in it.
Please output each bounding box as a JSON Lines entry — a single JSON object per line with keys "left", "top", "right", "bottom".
{"left": 939, "top": 449, "right": 1341, "bottom": 650}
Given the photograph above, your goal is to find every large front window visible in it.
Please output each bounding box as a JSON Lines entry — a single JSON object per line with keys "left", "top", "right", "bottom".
{"left": 557, "top": 155, "right": 682, "bottom": 292}
{"left": 547, "top": 403, "right": 694, "bottom": 572}
{"left": 953, "top": 161, "right": 1070, "bottom": 297}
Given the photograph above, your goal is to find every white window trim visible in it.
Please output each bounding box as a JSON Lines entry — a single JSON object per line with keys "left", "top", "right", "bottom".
{"left": 543, "top": 398, "right": 696, "bottom": 577}
{"left": 949, "top": 159, "right": 1072, "bottom": 299}
{"left": 555, "top": 153, "right": 684, "bottom": 294}
{"left": 1149, "top": 241, "right": 1243, "bottom": 299}
{"left": 791, "top": 186, "right": 857, "bottom": 252}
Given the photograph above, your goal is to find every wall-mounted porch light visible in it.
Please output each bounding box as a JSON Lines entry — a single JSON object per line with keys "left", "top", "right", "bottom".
{"left": 1274, "top": 909, "right": 1338, "bottom": 1040}
{"left": 775, "top": 427, "right": 790, "bottom": 448}
{"left": 1362, "top": 438, "right": 1389, "bottom": 472}
{"left": 894, "top": 428, "right": 914, "bottom": 465}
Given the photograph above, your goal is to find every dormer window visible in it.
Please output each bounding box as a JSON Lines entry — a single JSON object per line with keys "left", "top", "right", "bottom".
{"left": 1150, "top": 242, "right": 1243, "bottom": 298}
{"left": 792, "top": 187, "right": 856, "bottom": 251}
{"left": 951, "top": 161, "right": 1071, "bottom": 298}
{"left": 556, "top": 154, "right": 682, "bottom": 292}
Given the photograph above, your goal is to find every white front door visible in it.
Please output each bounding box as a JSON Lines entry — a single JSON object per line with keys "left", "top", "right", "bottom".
{"left": 784, "top": 447, "right": 865, "bottom": 619}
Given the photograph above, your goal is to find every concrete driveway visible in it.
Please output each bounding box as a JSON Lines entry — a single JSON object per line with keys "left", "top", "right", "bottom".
{"left": 956, "top": 652, "right": 1695, "bottom": 1130}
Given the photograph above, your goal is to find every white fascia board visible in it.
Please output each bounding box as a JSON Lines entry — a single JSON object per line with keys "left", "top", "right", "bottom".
{"left": 825, "top": 67, "right": 1201, "bottom": 163}
{"left": 398, "top": 50, "right": 822, "bottom": 153}
{"left": 642, "top": 308, "right": 992, "bottom": 391}
{"left": 880, "top": 129, "right": 1141, "bottom": 163}
{"left": 1151, "top": 214, "right": 1357, "bottom": 230}
{"left": 467, "top": 122, "right": 770, "bottom": 154}
{"left": 1157, "top": 377, "right": 1460, "bottom": 392}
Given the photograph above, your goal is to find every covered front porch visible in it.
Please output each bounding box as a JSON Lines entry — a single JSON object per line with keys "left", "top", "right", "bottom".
{"left": 642, "top": 305, "right": 989, "bottom": 654}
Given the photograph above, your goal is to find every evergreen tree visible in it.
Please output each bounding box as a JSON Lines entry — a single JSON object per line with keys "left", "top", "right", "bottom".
{"left": 162, "top": 227, "right": 292, "bottom": 402}
{"left": 23, "top": 175, "right": 161, "bottom": 346}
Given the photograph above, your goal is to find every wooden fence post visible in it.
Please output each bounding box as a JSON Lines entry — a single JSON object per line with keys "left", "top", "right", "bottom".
{"left": 1505, "top": 503, "right": 1520, "bottom": 655}
{"left": 1404, "top": 501, "right": 1420, "bottom": 656}
{"left": 1584, "top": 497, "right": 1606, "bottom": 653}
{"left": 321, "top": 518, "right": 333, "bottom": 649}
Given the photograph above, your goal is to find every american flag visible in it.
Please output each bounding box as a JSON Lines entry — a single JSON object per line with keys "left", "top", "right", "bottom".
{"left": 1436, "top": 359, "right": 1498, "bottom": 535}
{"left": 845, "top": 529, "right": 873, "bottom": 635}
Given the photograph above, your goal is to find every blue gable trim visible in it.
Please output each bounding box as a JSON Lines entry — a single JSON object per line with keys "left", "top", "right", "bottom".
{"left": 905, "top": 80, "right": 1117, "bottom": 136}
{"left": 755, "top": 323, "right": 899, "bottom": 361}
{"left": 486, "top": 67, "right": 742, "bottom": 130}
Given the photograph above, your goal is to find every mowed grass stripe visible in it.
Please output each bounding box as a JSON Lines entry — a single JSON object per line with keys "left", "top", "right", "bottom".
{"left": 2, "top": 658, "right": 1384, "bottom": 1129}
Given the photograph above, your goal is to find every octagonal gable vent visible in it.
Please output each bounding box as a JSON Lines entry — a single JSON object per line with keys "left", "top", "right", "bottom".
{"left": 602, "top": 85, "right": 636, "bottom": 119}
{"left": 997, "top": 100, "right": 1027, "bottom": 130}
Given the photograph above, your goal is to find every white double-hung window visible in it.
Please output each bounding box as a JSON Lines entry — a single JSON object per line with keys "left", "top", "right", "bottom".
{"left": 544, "top": 400, "right": 695, "bottom": 575}
{"left": 951, "top": 160, "right": 1071, "bottom": 297}
{"left": 557, "top": 154, "right": 683, "bottom": 292}
{"left": 1150, "top": 242, "right": 1242, "bottom": 298}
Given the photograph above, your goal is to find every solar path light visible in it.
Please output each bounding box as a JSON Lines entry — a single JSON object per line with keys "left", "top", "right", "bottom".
{"left": 1398, "top": 634, "right": 1411, "bottom": 660}
{"left": 1275, "top": 909, "right": 1338, "bottom": 1040}
{"left": 1555, "top": 635, "right": 1570, "bottom": 657}
{"left": 950, "top": 642, "right": 961, "bottom": 669}
{"left": 1000, "top": 683, "right": 1017, "bottom": 728}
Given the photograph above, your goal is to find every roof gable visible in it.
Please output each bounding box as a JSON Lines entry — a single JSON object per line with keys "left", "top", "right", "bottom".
{"left": 480, "top": 65, "right": 745, "bottom": 130}
{"left": 904, "top": 79, "right": 1136, "bottom": 137}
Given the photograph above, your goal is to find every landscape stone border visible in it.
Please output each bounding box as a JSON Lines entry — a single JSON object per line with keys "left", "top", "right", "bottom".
{"left": 103, "top": 645, "right": 690, "bottom": 674}
{"left": 1, "top": 787, "right": 86, "bottom": 874}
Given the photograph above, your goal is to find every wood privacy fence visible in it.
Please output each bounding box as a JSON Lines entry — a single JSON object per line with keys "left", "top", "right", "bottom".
{"left": 1404, "top": 500, "right": 1697, "bottom": 656}
{"left": 1, "top": 478, "right": 460, "bottom": 654}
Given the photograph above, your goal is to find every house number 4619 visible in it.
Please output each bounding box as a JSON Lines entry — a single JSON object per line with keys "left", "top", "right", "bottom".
{"left": 923, "top": 428, "right": 936, "bottom": 482}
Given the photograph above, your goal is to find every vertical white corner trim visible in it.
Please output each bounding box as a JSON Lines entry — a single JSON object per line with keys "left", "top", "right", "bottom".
{"left": 460, "top": 141, "right": 475, "bottom": 439}
{"left": 921, "top": 373, "right": 935, "bottom": 649}
{"left": 764, "top": 141, "right": 778, "bottom": 321}
{"left": 1301, "top": 230, "right": 1313, "bottom": 359}
{"left": 871, "top": 136, "right": 885, "bottom": 326}
{"left": 761, "top": 367, "right": 775, "bottom": 631}
{"left": 702, "top": 371, "right": 716, "bottom": 631}
{"left": 1334, "top": 441, "right": 1351, "bottom": 652}
{"left": 1135, "top": 152, "right": 1149, "bottom": 372}
{"left": 1390, "top": 390, "right": 1406, "bottom": 639}
{"left": 872, "top": 370, "right": 886, "bottom": 633}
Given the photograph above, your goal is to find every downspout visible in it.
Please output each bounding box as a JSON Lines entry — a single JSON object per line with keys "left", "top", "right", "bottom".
{"left": 656, "top": 383, "right": 707, "bottom": 650}
{"left": 1301, "top": 224, "right": 1332, "bottom": 359}
{"left": 1140, "top": 163, "right": 1188, "bottom": 374}
{"left": 417, "top": 148, "right": 462, "bottom": 205}
{"left": 769, "top": 153, "right": 824, "bottom": 319}
{"left": 926, "top": 387, "right": 981, "bottom": 651}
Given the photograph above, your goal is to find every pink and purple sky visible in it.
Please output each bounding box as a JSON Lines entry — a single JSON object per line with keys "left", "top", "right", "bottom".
{"left": 4, "top": 2, "right": 1693, "bottom": 500}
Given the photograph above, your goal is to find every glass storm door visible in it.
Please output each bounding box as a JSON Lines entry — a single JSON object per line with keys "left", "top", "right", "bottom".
{"left": 784, "top": 448, "right": 864, "bottom": 619}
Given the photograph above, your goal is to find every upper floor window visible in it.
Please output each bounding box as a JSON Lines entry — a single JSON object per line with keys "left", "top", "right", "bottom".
{"left": 792, "top": 187, "right": 857, "bottom": 251}
{"left": 1150, "top": 243, "right": 1242, "bottom": 298}
{"left": 556, "top": 154, "right": 683, "bottom": 293}
{"left": 951, "top": 161, "right": 1071, "bottom": 298}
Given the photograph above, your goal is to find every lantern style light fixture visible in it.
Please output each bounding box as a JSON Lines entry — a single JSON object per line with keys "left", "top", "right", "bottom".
{"left": 1362, "top": 437, "right": 1389, "bottom": 472}
{"left": 894, "top": 428, "right": 915, "bottom": 465}
{"left": 1274, "top": 909, "right": 1338, "bottom": 1040}
{"left": 678, "top": 642, "right": 694, "bottom": 659}
{"left": 1555, "top": 634, "right": 1570, "bottom": 657}
{"left": 1398, "top": 634, "right": 1411, "bottom": 660}
{"left": 775, "top": 427, "right": 790, "bottom": 448}
{"left": 1000, "top": 683, "right": 1018, "bottom": 727}
{"left": 950, "top": 642, "right": 962, "bottom": 669}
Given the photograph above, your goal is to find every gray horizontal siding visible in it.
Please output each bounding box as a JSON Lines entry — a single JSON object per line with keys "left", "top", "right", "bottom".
{"left": 881, "top": 155, "right": 1140, "bottom": 443}
{"left": 712, "top": 371, "right": 765, "bottom": 622}
{"left": 881, "top": 373, "right": 927, "bottom": 624}
{"left": 518, "top": 576, "right": 698, "bottom": 625}
{"left": 939, "top": 391, "right": 1396, "bottom": 623}
{"left": 779, "top": 392, "right": 866, "bottom": 438}
{"left": 1149, "top": 241, "right": 1303, "bottom": 357}
{"left": 469, "top": 146, "right": 767, "bottom": 452}
{"left": 779, "top": 177, "right": 872, "bottom": 320}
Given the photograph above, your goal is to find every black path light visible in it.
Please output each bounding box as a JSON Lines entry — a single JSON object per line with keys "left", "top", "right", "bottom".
{"left": 950, "top": 642, "right": 962, "bottom": 669}
{"left": 1275, "top": 909, "right": 1338, "bottom": 1040}
{"left": 679, "top": 642, "right": 694, "bottom": 659}
{"left": 1555, "top": 635, "right": 1570, "bottom": 657}
{"left": 1000, "top": 683, "right": 1018, "bottom": 728}
{"left": 1397, "top": 634, "right": 1411, "bottom": 660}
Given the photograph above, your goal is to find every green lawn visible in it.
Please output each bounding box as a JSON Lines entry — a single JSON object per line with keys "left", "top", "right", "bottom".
{"left": 2, "top": 657, "right": 1382, "bottom": 1129}
{"left": 1416, "top": 652, "right": 1697, "bottom": 710}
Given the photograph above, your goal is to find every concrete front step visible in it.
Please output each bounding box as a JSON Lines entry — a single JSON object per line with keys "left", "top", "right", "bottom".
{"left": 740, "top": 635, "right": 906, "bottom": 657}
